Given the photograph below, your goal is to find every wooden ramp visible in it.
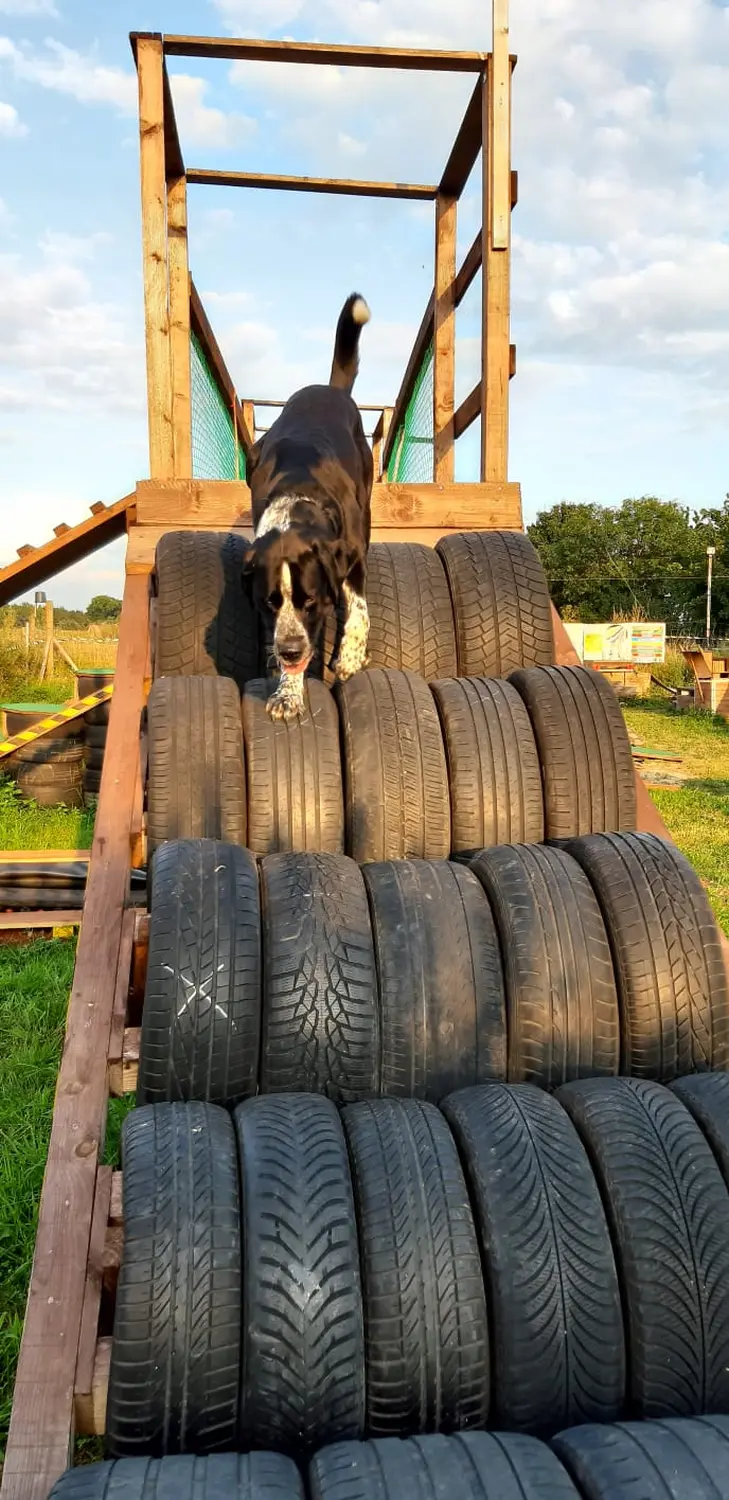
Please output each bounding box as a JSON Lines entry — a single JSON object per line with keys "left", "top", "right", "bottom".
{"left": 0, "top": 496, "right": 132, "bottom": 607}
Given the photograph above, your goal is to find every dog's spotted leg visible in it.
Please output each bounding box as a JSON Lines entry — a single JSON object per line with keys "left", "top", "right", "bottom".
{"left": 267, "top": 670, "right": 307, "bottom": 721}
{"left": 334, "top": 580, "right": 370, "bottom": 682}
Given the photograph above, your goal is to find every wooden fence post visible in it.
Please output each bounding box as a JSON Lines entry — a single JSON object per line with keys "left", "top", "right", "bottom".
{"left": 480, "top": 0, "right": 512, "bottom": 483}
{"left": 433, "top": 193, "right": 457, "bottom": 483}
{"left": 136, "top": 36, "right": 174, "bottom": 479}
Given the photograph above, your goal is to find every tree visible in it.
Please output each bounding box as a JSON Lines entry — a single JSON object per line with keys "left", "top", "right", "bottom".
{"left": 86, "top": 595, "right": 122, "bottom": 624}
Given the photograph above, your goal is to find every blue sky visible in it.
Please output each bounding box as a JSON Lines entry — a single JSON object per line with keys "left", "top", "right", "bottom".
{"left": 1, "top": 0, "right": 728, "bottom": 606}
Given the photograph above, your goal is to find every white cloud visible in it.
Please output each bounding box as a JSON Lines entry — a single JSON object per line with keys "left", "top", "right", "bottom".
{"left": 0, "top": 36, "right": 136, "bottom": 111}
{"left": 0, "top": 0, "right": 57, "bottom": 13}
{"left": 168, "top": 72, "right": 257, "bottom": 150}
{"left": 0, "top": 97, "right": 25, "bottom": 134}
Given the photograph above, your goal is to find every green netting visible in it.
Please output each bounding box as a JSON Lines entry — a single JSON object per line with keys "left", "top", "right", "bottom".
{"left": 386, "top": 342, "right": 434, "bottom": 483}
{"left": 190, "top": 330, "right": 246, "bottom": 481}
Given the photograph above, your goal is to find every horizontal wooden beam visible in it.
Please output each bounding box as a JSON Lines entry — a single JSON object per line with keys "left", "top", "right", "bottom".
{"left": 250, "top": 398, "right": 388, "bottom": 412}
{"left": 187, "top": 168, "right": 437, "bottom": 200}
{"left": 158, "top": 34, "right": 487, "bottom": 71}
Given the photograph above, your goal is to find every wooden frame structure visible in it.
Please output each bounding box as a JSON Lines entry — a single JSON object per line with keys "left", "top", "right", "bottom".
{"left": 3, "top": 7, "right": 724, "bottom": 1499}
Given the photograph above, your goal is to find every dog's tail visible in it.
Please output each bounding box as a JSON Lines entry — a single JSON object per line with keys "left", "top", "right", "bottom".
{"left": 329, "top": 293, "right": 371, "bottom": 392}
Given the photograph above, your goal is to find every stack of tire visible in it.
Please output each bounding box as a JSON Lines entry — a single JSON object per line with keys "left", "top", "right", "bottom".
{"left": 51, "top": 528, "right": 729, "bottom": 1500}
{"left": 1, "top": 702, "right": 84, "bottom": 808}
{"left": 75, "top": 667, "right": 115, "bottom": 800}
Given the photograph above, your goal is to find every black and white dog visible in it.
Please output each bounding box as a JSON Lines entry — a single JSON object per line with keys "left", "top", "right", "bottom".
{"left": 242, "top": 294, "right": 373, "bottom": 720}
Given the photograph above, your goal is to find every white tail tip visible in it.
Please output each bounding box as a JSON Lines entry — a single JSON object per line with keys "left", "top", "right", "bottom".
{"left": 352, "top": 296, "right": 371, "bottom": 326}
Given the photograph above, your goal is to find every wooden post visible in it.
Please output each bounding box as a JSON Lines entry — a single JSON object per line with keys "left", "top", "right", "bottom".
{"left": 240, "top": 400, "right": 255, "bottom": 478}
{"left": 43, "top": 600, "right": 54, "bottom": 680}
{"left": 1, "top": 574, "right": 149, "bottom": 1500}
{"left": 481, "top": 0, "right": 512, "bottom": 482}
{"left": 136, "top": 36, "right": 174, "bottom": 479}
{"left": 433, "top": 193, "right": 457, "bottom": 483}
{"left": 167, "top": 173, "right": 192, "bottom": 476}
{"left": 372, "top": 406, "right": 394, "bottom": 479}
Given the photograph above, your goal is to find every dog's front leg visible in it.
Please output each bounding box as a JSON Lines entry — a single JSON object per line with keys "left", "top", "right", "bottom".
{"left": 267, "top": 670, "right": 307, "bottom": 721}
{"left": 333, "top": 579, "right": 370, "bottom": 682}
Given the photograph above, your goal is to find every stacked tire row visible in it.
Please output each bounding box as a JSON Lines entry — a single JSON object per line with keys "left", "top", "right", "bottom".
{"left": 137, "top": 832, "right": 729, "bottom": 1108}
{"left": 93, "top": 1074, "right": 729, "bottom": 1479}
{"left": 151, "top": 530, "right": 556, "bottom": 688}
{"left": 2, "top": 703, "right": 86, "bottom": 808}
{"left": 146, "top": 662, "right": 638, "bottom": 862}
{"left": 49, "top": 1417, "right": 729, "bottom": 1500}
{"left": 78, "top": 667, "right": 115, "bottom": 799}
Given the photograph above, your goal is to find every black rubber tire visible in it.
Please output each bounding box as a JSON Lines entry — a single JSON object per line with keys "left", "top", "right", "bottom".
{"left": 670, "top": 1073, "right": 729, "bottom": 1186}
{"left": 49, "top": 1453, "right": 306, "bottom": 1499}
{"left": 16, "top": 774, "right": 84, "bottom": 808}
{"left": 552, "top": 1416, "right": 729, "bottom": 1500}
{"left": 85, "top": 724, "right": 107, "bottom": 749}
{"left": 86, "top": 747, "right": 105, "bottom": 771}
{"left": 470, "top": 844, "right": 619, "bottom": 1087}
{"left": 84, "top": 771, "right": 102, "bottom": 795}
{"left": 431, "top": 677, "right": 544, "bottom": 858}
{"left": 106, "top": 1102, "right": 241, "bottom": 1457}
{"left": 342, "top": 1097, "right": 490, "bottom": 1435}
{"left": 563, "top": 833, "right": 729, "bottom": 1079}
{"left": 77, "top": 670, "right": 114, "bottom": 727}
{"left": 10, "top": 741, "right": 84, "bottom": 774}
{"left": 435, "top": 531, "right": 554, "bottom": 678}
{"left": 242, "top": 678, "right": 344, "bottom": 856}
{"left": 260, "top": 853, "right": 379, "bottom": 1101}
{"left": 309, "top": 1432, "right": 581, "bottom": 1500}
{"left": 234, "top": 1093, "right": 365, "bottom": 1453}
{"left": 154, "top": 530, "right": 259, "bottom": 690}
{"left": 0, "top": 886, "right": 85, "bottom": 910}
{"left": 442, "top": 1083, "right": 625, "bottom": 1434}
{"left": 509, "top": 665, "right": 636, "bottom": 838}
{"left": 364, "top": 543, "right": 457, "bottom": 680}
{"left": 556, "top": 1077, "right": 729, "bottom": 1419}
{"left": 362, "top": 860, "right": 506, "bottom": 1098}
{"left": 146, "top": 676, "right": 247, "bottom": 854}
{"left": 336, "top": 669, "right": 450, "bottom": 863}
{"left": 138, "top": 839, "right": 261, "bottom": 1107}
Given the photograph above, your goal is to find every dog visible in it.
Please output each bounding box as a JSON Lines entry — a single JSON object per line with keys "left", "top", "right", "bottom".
{"left": 242, "top": 293, "right": 373, "bottom": 720}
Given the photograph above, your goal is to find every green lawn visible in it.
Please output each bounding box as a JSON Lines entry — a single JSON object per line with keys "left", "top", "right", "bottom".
{"left": 623, "top": 702, "right": 729, "bottom": 936}
{"left": 0, "top": 778, "right": 95, "bottom": 851}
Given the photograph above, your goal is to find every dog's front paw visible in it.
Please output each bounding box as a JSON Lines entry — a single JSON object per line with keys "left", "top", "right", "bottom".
{"left": 267, "top": 677, "right": 306, "bottom": 721}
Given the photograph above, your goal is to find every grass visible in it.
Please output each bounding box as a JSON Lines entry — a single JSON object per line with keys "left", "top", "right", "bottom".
{"left": 622, "top": 700, "right": 729, "bottom": 935}
{"left": 0, "top": 778, "right": 95, "bottom": 851}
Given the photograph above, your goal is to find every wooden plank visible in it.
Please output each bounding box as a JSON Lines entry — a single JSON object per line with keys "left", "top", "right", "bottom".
{"left": 102, "top": 1224, "right": 124, "bottom": 1296}
{"left": 454, "top": 382, "right": 481, "bottom": 440}
{"left": 1, "top": 572, "right": 149, "bottom": 1500}
{"left": 109, "top": 1172, "right": 123, "bottom": 1225}
{"left": 134, "top": 478, "right": 522, "bottom": 529}
{"left": 107, "top": 910, "right": 135, "bottom": 1099}
{"left": 0, "top": 912, "right": 82, "bottom": 938}
{"left": 160, "top": 35, "right": 486, "bottom": 70}
{"left": 371, "top": 406, "right": 394, "bottom": 479}
{"left": 74, "top": 1166, "right": 112, "bottom": 1402}
{"left": 161, "top": 56, "right": 184, "bottom": 180}
{"left": 137, "top": 36, "right": 174, "bottom": 480}
{"left": 130, "top": 912, "right": 149, "bottom": 1007}
{"left": 53, "top": 524, "right": 69, "bottom": 538}
{"left": 480, "top": 50, "right": 511, "bottom": 482}
{"left": 89, "top": 502, "right": 106, "bottom": 516}
{"left": 439, "top": 76, "right": 483, "bottom": 196}
{"left": 187, "top": 168, "right": 437, "bottom": 200}
{"left": 74, "top": 1338, "right": 110, "bottom": 1438}
{"left": 490, "top": 0, "right": 511, "bottom": 248}
{"left": 433, "top": 193, "right": 457, "bottom": 483}
{"left": 167, "top": 173, "right": 192, "bottom": 477}
{"left": 0, "top": 496, "right": 131, "bottom": 608}
{"left": 116, "top": 1027, "right": 141, "bottom": 1095}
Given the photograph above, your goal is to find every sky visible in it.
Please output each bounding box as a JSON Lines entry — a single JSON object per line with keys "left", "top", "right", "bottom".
{"left": 1, "top": 0, "right": 728, "bottom": 606}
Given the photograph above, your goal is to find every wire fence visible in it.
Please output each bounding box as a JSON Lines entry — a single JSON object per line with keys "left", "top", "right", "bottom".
{"left": 190, "top": 331, "right": 247, "bottom": 481}
{"left": 386, "top": 343, "right": 434, "bottom": 484}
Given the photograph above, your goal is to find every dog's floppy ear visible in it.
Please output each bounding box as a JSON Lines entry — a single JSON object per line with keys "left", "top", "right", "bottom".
{"left": 312, "top": 537, "right": 349, "bottom": 603}
{"left": 241, "top": 539, "right": 259, "bottom": 595}
{"left": 245, "top": 437, "right": 262, "bottom": 481}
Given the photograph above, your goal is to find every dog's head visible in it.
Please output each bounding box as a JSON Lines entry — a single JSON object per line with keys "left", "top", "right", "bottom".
{"left": 242, "top": 530, "right": 347, "bottom": 672}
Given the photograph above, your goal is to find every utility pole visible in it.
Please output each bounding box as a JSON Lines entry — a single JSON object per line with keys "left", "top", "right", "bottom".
{"left": 706, "top": 546, "right": 716, "bottom": 646}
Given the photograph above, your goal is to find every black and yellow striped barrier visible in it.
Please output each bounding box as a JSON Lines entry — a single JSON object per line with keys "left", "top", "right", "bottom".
{"left": 0, "top": 686, "right": 113, "bottom": 760}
